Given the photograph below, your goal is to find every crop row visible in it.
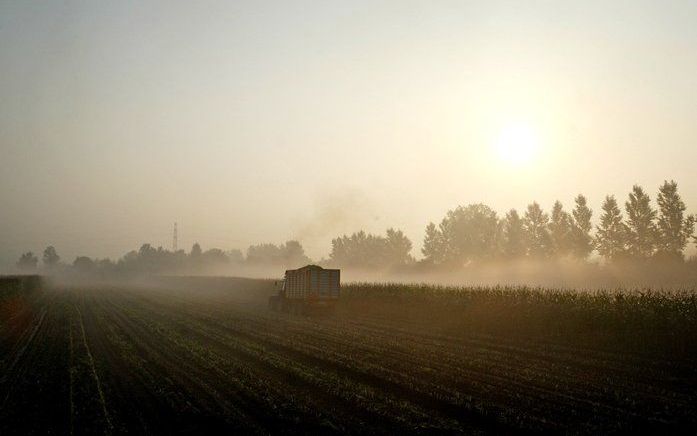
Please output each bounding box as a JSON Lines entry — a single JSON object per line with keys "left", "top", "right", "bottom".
{"left": 106, "top": 285, "right": 697, "bottom": 432}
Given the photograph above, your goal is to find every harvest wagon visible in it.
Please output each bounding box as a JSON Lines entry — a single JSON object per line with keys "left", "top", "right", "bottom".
{"left": 268, "top": 265, "right": 340, "bottom": 314}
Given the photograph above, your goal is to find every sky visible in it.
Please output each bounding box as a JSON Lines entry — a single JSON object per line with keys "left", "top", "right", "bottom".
{"left": 2, "top": 1, "right": 697, "bottom": 268}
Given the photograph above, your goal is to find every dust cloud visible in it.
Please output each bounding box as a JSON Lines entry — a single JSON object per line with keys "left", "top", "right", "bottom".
{"left": 292, "top": 188, "right": 379, "bottom": 254}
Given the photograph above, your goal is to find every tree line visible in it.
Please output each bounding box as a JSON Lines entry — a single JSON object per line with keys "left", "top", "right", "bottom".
{"left": 14, "top": 180, "right": 697, "bottom": 274}
{"left": 15, "top": 241, "right": 312, "bottom": 275}
{"left": 422, "top": 180, "right": 695, "bottom": 265}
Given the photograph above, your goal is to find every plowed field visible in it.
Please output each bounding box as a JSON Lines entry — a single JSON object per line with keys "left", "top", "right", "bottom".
{"left": 2, "top": 278, "right": 696, "bottom": 434}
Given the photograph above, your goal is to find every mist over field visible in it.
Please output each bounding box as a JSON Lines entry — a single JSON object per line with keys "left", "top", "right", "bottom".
{"left": 11, "top": 179, "right": 697, "bottom": 291}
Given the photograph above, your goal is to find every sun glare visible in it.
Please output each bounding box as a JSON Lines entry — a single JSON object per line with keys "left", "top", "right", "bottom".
{"left": 494, "top": 122, "right": 539, "bottom": 166}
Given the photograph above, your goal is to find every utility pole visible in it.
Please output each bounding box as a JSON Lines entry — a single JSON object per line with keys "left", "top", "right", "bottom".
{"left": 173, "top": 222, "right": 178, "bottom": 252}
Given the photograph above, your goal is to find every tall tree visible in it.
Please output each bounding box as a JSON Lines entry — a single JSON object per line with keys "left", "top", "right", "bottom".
{"left": 655, "top": 180, "right": 695, "bottom": 259}
{"left": 247, "top": 243, "right": 284, "bottom": 264}
{"left": 571, "top": 194, "right": 594, "bottom": 259}
{"left": 16, "top": 252, "right": 38, "bottom": 271}
{"left": 523, "top": 202, "right": 551, "bottom": 258}
{"left": 624, "top": 185, "right": 657, "bottom": 259}
{"left": 595, "top": 196, "right": 627, "bottom": 262}
{"left": 330, "top": 231, "right": 373, "bottom": 267}
{"left": 330, "top": 229, "right": 411, "bottom": 268}
{"left": 438, "top": 204, "right": 499, "bottom": 263}
{"left": 281, "top": 241, "right": 312, "bottom": 267}
{"left": 549, "top": 201, "right": 573, "bottom": 257}
{"left": 42, "top": 246, "right": 60, "bottom": 269}
{"left": 501, "top": 209, "right": 527, "bottom": 258}
{"left": 422, "top": 222, "right": 445, "bottom": 263}
{"left": 385, "top": 228, "right": 413, "bottom": 265}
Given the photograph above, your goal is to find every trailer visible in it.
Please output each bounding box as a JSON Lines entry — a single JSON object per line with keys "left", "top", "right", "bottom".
{"left": 268, "top": 265, "right": 340, "bottom": 315}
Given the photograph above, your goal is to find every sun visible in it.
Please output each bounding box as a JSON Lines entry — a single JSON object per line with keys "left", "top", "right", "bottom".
{"left": 494, "top": 122, "right": 540, "bottom": 166}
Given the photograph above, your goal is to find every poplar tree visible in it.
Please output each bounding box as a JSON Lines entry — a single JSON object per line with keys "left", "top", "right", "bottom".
{"left": 385, "top": 228, "right": 413, "bottom": 265}
{"left": 422, "top": 222, "right": 445, "bottom": 263}
{"left": 655, "top": 180, "right": 695, "bottom": 259}
{"left": 523, "top": 202, "right": 551, "bottom": 258}
{"left": 501, "top": 209, "right": 527, "bottom": 258}
{"left": 595, "top": 196, "right": 627, "bottom": 262}
{"left": 549, "top": 201, "right": 573, "bottom": 257}
{"left": 624, "top": 185, "right": 657, "bottom": 259}
{"left": 571, "top": 194, "right": 594, "bottom": 259}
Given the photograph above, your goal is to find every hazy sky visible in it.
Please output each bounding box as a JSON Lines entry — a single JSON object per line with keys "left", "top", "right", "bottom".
{"left": 2, "top": 1, "right": 697, "bottom": 267}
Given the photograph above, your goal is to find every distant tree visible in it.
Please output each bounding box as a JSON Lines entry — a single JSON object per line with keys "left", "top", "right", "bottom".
{"left": 16, "top": 252, "right": 38, "bottom": 271}
{"left": 595, "top": 196, "right": 628, "bottom": 262}
{"left": 73, "top": 256, "right": 95, "bottom": 274}
{"left": 170, "top": 249, "right": 188, "bottom": 271}
{"left": 137, "top": 243, "right": 158, "bottom": 271}
{"left": 655, "top": 180, "right": 695, "bottom": 260}
{"left": 190, "top": 243, "right": 202, "bottom": 258}
{"left": 330, "top": 229, "right": 411, "bottom": 268}
{"left": 96, "top": 258, "right": 116, "bottom": 275}
{"left": 624, "top": 185, "right": 657, "bottom": 259}
{"left": 570, "top": 194, "right": 594, "bottom": 260}
{"left": 422, "top": 222, "right": 446, "bottom": 264}
{"left": 438, "top": 204, "right": 499, "bottom": 264}
{"left": 548, "top": 201, "right": 573, "bottom": 257}
{"left": 227, "top": 249, "right": 245, "bottom": 263}
{"left": 140, "top": 243, "right": 155, "bottom": 255}
{"left": 329, "top": 236, "right": 348, "bottom": 265}
{"left": 201, "top": 248, "right": 229, "bottom": 265}
{"left": 523, "top": 202, "right": 551, "bottom": 258}
{"left": 117, "top": 243, "right": 183, "bottom": 273}
{"left": 246, "top": 241, "right": 311, "bottom": 267}
{"left": 330, "top": 231, "right": 375, "bottom": 267}
{"left": 247, "top": 243, "right": 283, "bottom": 264}
{"left": 42, "top": 246, "right": 60, "bottom": 270}
{"left": 385, "top": 228, "right": 413, "bottom": 265}
{"left": 281, "top": 240, "right": 312, "bottom": 267}
{"left": 117, "top": 250, "right": 139, "bottom": 272}
{"left": 187, "top": 242, "right": 203, "bottom": 269}
{"left": 501, "top": 209, "right": 527, "bottom": 259}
